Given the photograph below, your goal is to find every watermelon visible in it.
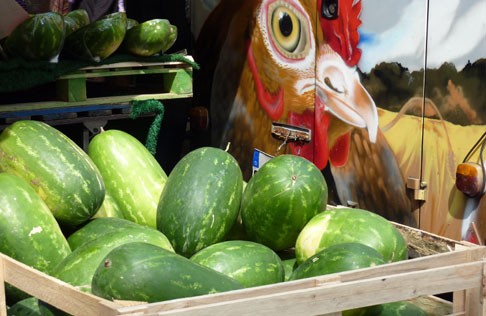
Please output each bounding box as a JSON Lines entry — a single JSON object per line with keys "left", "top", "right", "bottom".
{"left": 88, "top": 129, "right": 167, "bottom": 227}
{"left": 126, "top": 18, "right": 139, "bottom": 30}
{"left": 372, "top": 301, "right": 428, "bottom": 315}
{"left": 52, "top": 226, "right": 174, "bottom": 293}
{"left": 63, "top": 12, "right": 127, "bottom": 62}
{"left": 295, "top": 208, "right": 408, "bottom": 265}
{"left": 0, "top": 120, "right": 105, "bottom": 227}
{"left": 91, "top": 242, "right": 244, "bottom": 302}
{"left": 67, "top": 217, "right": 145, "bottom": 250}
{"left": 241, "top": 154, "right": 328, "bottom": 251}
{"left": 190, "top": 240, "right": 285, "bottom": 287}
{"left": 92, "top": 191, "right": 124, "bottom": 220}
{"left": 157, "top": 147, "right": 243, "bottom": 257}
{"left": 289, "top": 243, "right": 385, "bottom": 280}
{"left": 0, "top": 173, "right": 71, "bottom": 275}
{"left": 282, "top": 258, "right": 297, "bottom": 281}
{"left": 289, "top": 243, "right": 385, "bottom": 316}
{"left": 63, "top": 9, "right": 90, "bottom": 37}
{"left": 6, "top": 297, "right": 59, "bottom": 316}
{"left": 4, "top": 12, "right": 65, "bottom": 61}
{"left": 122, "top": 19, "right": 178, "bottom": 56}
{"left": 7, "top": 297, "right": 43, "bottom": 316}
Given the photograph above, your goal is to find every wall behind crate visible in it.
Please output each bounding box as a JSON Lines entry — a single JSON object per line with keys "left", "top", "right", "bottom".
{"left": 189, "top": 0, "right": 486, "bottom": 242}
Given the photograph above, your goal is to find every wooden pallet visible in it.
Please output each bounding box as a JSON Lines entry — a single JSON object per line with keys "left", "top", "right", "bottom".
{"left": 0, "top": 57, "right": 193, "bottom": 123}
{"left": 0, "top": 223, "right": 484, "bottom": 316}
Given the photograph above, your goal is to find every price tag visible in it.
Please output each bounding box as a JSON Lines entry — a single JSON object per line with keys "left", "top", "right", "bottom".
{"left": 252, "top": 149, "right": 273, "bottom": 175}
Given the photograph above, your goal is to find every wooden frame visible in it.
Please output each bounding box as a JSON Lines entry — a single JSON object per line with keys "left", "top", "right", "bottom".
{"left": 1, "top": 224, "right": 485, "bottom": 316}
{"left": 0, "top": 58, "right": 194, "bottom": 119}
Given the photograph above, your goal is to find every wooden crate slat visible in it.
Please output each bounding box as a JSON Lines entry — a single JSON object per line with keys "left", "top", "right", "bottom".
{"left": 0, "top": 253, "right": 118, "bottom": 316}
{"left": 0, "top": 93, "right": 191, "bottom": 115}
{"left": 1, "top": 213, "right": 484, "bottom": 315}
{"left": 0, "top": 57, "right": 194, "bottom": 112}
{"left": 115, "top": 260, "right": 484, "bottom": 316}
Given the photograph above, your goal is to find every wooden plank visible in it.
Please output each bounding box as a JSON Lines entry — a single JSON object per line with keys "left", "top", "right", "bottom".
{"left": 0, "top": 257, "right": 6, "bottom": 316}
{"left": 113, "top": 249, "right": 486, "bottom": 315}
{"left": 0, "top": 92, "right": 192, "bottom": 114}
{"left": 60, "top": 67, "right": 186, "bottom": 80}
{"left": 0, "top": 253, "right": 118, "bottom": 316}
{"left": 116, "top": 261, "right": 483, "bottom": 316}
{"left": 76, "top": 58, "right": 194, "bottom": 71}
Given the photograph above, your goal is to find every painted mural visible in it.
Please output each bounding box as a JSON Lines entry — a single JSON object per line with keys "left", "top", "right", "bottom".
{"left": 190, "top": 0, "right": 486, "bottom": 242}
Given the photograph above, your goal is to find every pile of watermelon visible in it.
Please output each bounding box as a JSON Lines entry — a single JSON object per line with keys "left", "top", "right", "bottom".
{"left": 2, "top": 9, "right": 178, "bottom": 62}
{"left": 0, "top": 120, "right": 429, "bottom": 314}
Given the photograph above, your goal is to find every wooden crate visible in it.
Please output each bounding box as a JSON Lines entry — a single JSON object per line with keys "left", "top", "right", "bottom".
{"left": 0, "top": 57, "right": 193, "bottom": 126}
{"left": 1, "top": 224, "right": 485, "bottom": 316}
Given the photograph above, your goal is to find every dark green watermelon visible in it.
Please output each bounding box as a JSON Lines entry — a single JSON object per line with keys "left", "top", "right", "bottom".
{"left": 376, "top": 301, "right": 428, "bottom": 315}
{"left": 295, "top": 208, "right": 408, "bottom": 265}
{"left": 63, "top": 12, "right": 127, "bottom": 62}
{"left": 6, "top": 297, "right": 59, "bottom": 316}
{"left": 63, "top": 9, "right": 90, "bottom": 37}
{"left": 91, "top": 242, "right": 244, "bottom": 302}
{"left": 157, "top": 147, "right": 243, "bottom": 257}
{"left": 4, "top": 12, "right": 65, "bottom": 61}
{"left": 282, "top": 258, "right": 297, "bottom": 281}
{"left": 241, "top": 154, "right": 328, "bottom": 251}
{"left": 289, "top": 243, "right": 385, "bottom": 280}
{"left": 190, "top": 240, "right": 285, "bottom": 287}
{"left": 123, "top": 19, "right": 177, "bottom": 56}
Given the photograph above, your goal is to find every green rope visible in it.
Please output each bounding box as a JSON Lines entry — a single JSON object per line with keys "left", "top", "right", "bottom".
{"left": 130, "top": 99, "right": 165, "bottom": 155}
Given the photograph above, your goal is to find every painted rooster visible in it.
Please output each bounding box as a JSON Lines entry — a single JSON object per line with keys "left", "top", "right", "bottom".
{"left": 193, "top": 0, "right": 417, "bottom": 226}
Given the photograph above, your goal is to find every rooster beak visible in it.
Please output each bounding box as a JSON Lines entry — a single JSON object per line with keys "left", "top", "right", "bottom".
{"left": 316, "top": 50, "right": 378, "bottom": 143}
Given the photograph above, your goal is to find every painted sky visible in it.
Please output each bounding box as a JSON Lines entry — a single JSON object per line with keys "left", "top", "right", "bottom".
{"left": 358, "top": 0, "right": 486, "bottom": 73}
{"left": 191, "top": 0, "right": 486, "bottom": 73}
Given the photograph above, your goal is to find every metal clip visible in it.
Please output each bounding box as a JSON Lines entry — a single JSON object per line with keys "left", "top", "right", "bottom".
{"left": 271, "top": 122, "right": 312, "bottom": 143}
{"left": 271, "top": 122, "right": 311, "bottom": 156}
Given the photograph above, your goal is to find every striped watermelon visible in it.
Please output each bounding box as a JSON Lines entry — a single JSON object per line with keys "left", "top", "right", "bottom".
{"left": 92, "top": 191, "right": 125, "bottom": 220}
{"left": 241, "top": 154, "right": 328, "bottom": 251}
{"left": 295, "top": 208, "right": 408, "bottom": 265}
{"left": 91, "top": 242, "right": 244, "bottom": 302}
{"left": 67, "top": 217, "right": 145, "bottom": 250}
{"left": 190, "top": 240, "right": 285, "bottom": 287}
{"left": 282, "top": 258, "right": 297, "bottom": 281}
{"left": 7, "top": 297, "right": 45, "bottom": 316}
{"left": 63, "top": 9, "right": 90, "bottom": 37}
{"left": 88, "top": 129, "right": 167, "bottom": 227}
{"left": 0, "top": 173, "right": 71, "bottom": 303}
{"left": 289, "top": 243, "right": 385, "bottom": 280}
{"left": 373, "top": 301, "right": 428, "bottom": 315}
{"left": 0, "top": 120, "right": 105, "bottom": 227}
{"left": 4, "top": 12, "right": 65, "bottom": 61}
{"left": 52, "top": 225, "right": 174, "bottom": 293}
{"left": 123, "top": 19, "right": 178, "bottom": 56}
{"left": 157, "top": 147, "right": 243, "bottom": 257}
{"left": 126, "top": 18, "right": 139, "bottom": 30}
{"left": 0, "top": 173, "right": 71, "bottom": 274}
{"left": 63, "top": 12, "right": 127, "bottom": 62}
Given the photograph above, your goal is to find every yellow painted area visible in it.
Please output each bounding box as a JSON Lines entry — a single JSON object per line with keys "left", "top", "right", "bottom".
{"left": 378, "top": 108, "right": 485, "bottom": 240}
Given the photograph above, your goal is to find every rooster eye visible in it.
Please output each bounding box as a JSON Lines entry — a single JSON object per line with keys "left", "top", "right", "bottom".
{"left": 272, "top": 7, "right": 300, "bottom": 52}
{"left": 268, "top": 3, "right": 309, "bottom": 58}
